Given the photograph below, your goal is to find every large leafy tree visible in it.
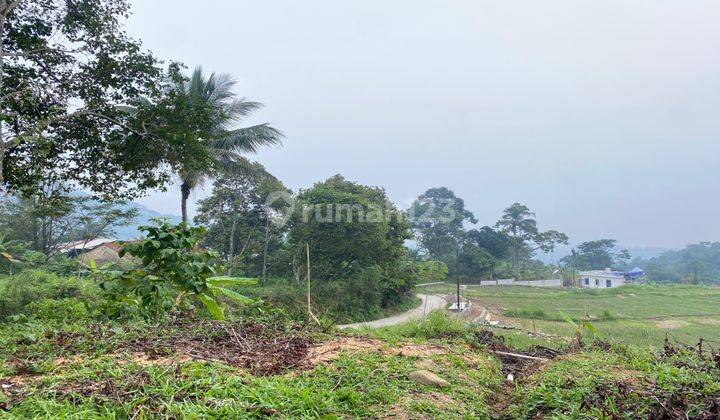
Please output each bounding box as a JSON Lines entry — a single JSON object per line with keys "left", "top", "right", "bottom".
{"left": 194, "top": 162, "right": 290, "bottom": 277}
{"left": 495, "top": 203, "right": 568, "bottom": 276}
{"left": 166, "top": 67, "right": 283, "bottom": 222}
{"left": 0, "top": 0, "right": 183, "bottom": 199}
{"left": 467, "top": 226, "right": 512, "bottom": 260}
{"left": 408, "top": 187, "right": 477, "bottom": 261}
{"left": 495, "top": 203, "right": 538, "bottom": 275}
{"left": 289, "top": 175, "right": 411, "bottom": 281}
{"left": 561, "top": 239, "right": 629, "bottom": 271}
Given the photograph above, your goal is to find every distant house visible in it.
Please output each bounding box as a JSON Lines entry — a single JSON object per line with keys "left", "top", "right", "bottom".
{"left": 578, "top": 269, "right": 626, "bottom": 288}
{"left": 58, "top": 238, "right": 132, "bottom": 267}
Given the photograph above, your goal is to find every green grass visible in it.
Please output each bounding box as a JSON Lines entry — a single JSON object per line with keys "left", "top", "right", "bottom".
{"left": 0, "top": 317, "right": 501, "bottom": 418}
{"left": 2, "top": 312, "right": 719, "bottom": 418}
{"left": 426, "top": 283, "right": 720, "bottom": 347}
{"left": 509, "top": 347, "right": 720, "bottom": 419}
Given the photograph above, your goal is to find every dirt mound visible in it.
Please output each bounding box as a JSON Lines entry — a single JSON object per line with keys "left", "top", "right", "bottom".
{"left": 118, "top": 319, "right": 314, "bottom": 375}
{"left": 656, "top": 320, "right": 690, "bottom": 329}
{"left": 304, "top": 336, "right": 446, "bottom": 367}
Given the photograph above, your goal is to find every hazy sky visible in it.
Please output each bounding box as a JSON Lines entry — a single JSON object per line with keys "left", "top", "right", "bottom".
{"left": 128, "top": 1, "right": 720, "bottom": 249}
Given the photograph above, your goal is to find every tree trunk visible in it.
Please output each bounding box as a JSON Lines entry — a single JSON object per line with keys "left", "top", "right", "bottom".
{"left": 511, "top": 229, "right": 518, "bottom": 277}
{"left": 261, "top": 214, "right": 269, "bottom": 282}
{"left": 227, "top": 217, "right": 237, "bottom": 275}
{"left": 180, "top": 181, "right": 190, "bottom": 223}
{"left": 0, "top": 9, "right": 6, "bottom": 187}
{"left": 0, "top": 146, "right": 5, "bottom": 187}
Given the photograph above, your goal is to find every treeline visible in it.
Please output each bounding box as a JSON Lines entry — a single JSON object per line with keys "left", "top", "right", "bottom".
{"left": 631, "top": 242, "right": 720, "bottom": 284}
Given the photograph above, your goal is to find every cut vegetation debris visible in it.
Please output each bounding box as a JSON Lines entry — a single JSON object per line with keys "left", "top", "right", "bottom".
{"left": 2, "top": 312, "right": 720, "bottom": 418}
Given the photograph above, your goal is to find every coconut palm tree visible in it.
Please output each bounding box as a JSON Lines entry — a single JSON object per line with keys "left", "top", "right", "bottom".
{"left": 174, "top": 67, "right": 283, "bottom": 222}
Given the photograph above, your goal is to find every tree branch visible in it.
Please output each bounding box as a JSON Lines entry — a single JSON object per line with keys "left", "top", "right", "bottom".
{"left": 1, "top": 0, "right": 22, "bottom": 17}
{"left": 17, "top": 108, "right": 147, "bottom": 140}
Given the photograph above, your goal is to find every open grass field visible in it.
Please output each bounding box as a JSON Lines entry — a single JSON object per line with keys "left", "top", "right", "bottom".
{"left": 424, "top": 283, "right": 720, "bottom": 348}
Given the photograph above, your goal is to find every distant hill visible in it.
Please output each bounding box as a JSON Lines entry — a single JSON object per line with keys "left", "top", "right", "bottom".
{"left": 537, "top": 244, "right": 672, "bottom": 265}
{"left": 625, "top": 246, "right": 673, "bottom": 260}
{"left": 114, "top": 202, "right": 181, "bottom": 240}
{"left": 640, "top": 242, "right": 720, "bottom": 284}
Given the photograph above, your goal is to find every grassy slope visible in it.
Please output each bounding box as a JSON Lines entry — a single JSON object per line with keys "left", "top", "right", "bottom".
{"left": 0, "top": 318, "right": 500, "bottom": 418}
{"left": 1, "top": 313, "right": 719, "bottom": 418}
{"left": 425, "top": 283, "right": 720, "bottom": 347}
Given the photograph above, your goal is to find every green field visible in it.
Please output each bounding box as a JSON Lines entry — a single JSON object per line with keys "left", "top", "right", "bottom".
{"left": 425, "top": 283, "right": 720, "bottom": 348}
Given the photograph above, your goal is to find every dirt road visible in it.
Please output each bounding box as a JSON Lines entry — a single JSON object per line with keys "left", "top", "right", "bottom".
{"left": 338, "top": 294, "right": 447, "bottom": 329}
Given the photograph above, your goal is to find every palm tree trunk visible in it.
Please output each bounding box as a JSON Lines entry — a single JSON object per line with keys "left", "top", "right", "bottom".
{"left": 180, "top": 182, "right": 191, "bottom": 223}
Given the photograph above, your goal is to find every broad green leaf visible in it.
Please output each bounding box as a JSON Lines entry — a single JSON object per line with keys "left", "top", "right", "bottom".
{"left": 89, "top": 259, "right": 97, "bottom": 270}
{"left": 207, "top": 276, "right": 258, "bottom": 287}
{"left": 211, "top": 286, "right": 254, "bottom": 304}
{"left": 582, "top": 321, "right": 597, "bottom": 336}
{"left": 198, "top": 293, "right": 225, "bottom": 320}
{"left": 558, "top": 311, "right": 578, "bottom": 328}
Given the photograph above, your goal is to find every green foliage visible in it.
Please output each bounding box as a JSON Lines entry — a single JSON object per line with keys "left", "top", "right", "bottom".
{"left": 457, "top": 243, "right": 494, "bottom": 279}
{"left": 193, "top": 166, "right": 290, "bottom": 276}
{"left": 510, "top": 348, "right": 720, "bottom": 419}
{"left": 496, "top": 203, "right": 568, "bottom": 277}
{"left": 290, "top": 175, "right": 410, "bottom": 280}
{"left": 374, "top": 310, "right": 469, "bottom": 340}
{"left": 467, "top": 226, "right": 512, "bottom": 260}
{"left": 0, "top": 0, "right": 176, "bottom": 200}
{"left": 408, "top": 187, "right": 477, "bottom": 260}
{"left": 163, "top": 67, "right": 284, "bottom": 221}
{"left": 100, "top": 221, "right": 255, "bottom": 319}
{"left": 416, "top": 260, "right": 448, "bottom": 282}
{"left": 282, "top": 175, "right": 414, "bottom": 319}
{"left": 562, "top": 239, "right": 630, "bottom": 270}
{"left": 25, "top": 298, "right": 89, "bottom": 322}
{"left": 0, "top": 189, "right": 137, "bottom": 257}
{"left": 0, "top": 270, "right": 95, "bottom": 319}
{"left": 642, "top": 241, "right": 720, "bottom": 284}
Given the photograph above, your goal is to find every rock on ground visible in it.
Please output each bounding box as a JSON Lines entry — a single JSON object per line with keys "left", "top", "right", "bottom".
{"left": 408, "top": 370, "right": 450, "bottom": 387}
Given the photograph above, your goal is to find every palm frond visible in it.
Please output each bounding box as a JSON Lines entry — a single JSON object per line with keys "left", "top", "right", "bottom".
{"left": 209, "top": 151, "right": 254, "bottom": 177}
{"left": 211, "top": 124, "right": 284, "bottom": 153}
{"left": 207, "top": 73, "right": 237, "bottom": 104}
{"left": 222, "top": 99, "right": 263, "bottom": 127}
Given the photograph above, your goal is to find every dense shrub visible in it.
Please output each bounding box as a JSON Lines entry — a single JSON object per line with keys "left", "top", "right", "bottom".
{"left": 100, "top": 222, "right": 255, "bottom": 320}
{"left": 26, "top": 297, "right": 89, "bottom": 321}
{"left": 250, "top": 265, "right": 417, "bottom": 323}
{"left": 0, "top": 270, "right": 97, "bottom": 319}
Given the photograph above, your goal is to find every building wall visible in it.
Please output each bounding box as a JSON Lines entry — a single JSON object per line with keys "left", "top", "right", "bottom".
{"left": 580, "top": 275, "right": 624, "bottom": 288}
{"left": 467, "top": 279, "right": 563, "bottom": 288}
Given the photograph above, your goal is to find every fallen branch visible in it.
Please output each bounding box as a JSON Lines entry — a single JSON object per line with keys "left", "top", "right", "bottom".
{"left": 491, "top": 350, "right": 548, "bottom": 362}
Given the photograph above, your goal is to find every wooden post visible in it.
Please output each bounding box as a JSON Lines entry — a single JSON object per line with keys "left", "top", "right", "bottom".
{"left": 306, "top": 243, "right": 320, "bottom": 325}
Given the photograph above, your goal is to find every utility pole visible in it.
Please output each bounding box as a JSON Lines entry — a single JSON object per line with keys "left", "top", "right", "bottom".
{"left": 456, "top": 248, "right": 461, "bottom": 314}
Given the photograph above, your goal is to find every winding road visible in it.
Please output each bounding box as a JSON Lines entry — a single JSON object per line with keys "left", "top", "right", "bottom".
{"left": 338, "top": 294, "right": 447, "bottom": 329}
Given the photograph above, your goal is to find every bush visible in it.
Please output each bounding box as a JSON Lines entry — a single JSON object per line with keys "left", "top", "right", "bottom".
{"left": 600, "top": 309, "right": 616, "bottom": 321}
{"left": 100, "top": 221, "right": 255, "bottom": 320}
{"left": 0, "top": 270, "right": 96, "bottom": 319}
{"left": 26, "top": 297, "right": 88, "bottom": 321}
{"left": 378, "top": 310, "right": 468, "bottom": 339}
{"left": 504, "top": 307, "right": 554, "bottom": 320}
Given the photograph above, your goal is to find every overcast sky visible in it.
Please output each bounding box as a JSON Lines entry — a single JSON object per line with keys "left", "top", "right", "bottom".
{"left": 128, "top": 0, "right": 720, "bottom": 249}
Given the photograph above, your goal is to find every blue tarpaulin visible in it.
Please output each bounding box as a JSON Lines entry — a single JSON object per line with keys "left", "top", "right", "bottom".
{"left": 624, "top": 267, "right": 645, "bottom": 279}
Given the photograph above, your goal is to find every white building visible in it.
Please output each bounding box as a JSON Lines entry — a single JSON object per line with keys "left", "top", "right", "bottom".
{"left": 578, "top": 269, "right": 625, "bottom": 288}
